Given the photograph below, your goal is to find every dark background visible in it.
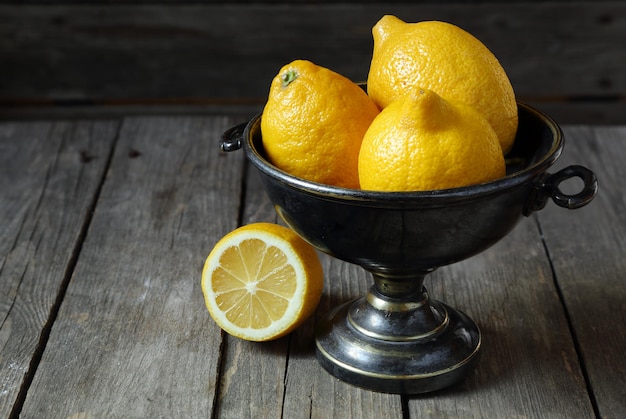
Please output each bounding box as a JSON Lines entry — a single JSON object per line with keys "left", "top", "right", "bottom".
{"left": 1, "top": 1, "right": 624, "bottom": 123}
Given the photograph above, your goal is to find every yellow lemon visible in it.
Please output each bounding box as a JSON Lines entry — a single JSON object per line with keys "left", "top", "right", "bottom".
{"left": 261, "top": 60, "right": 380, "bottom": 188}
{"left": 367, "top": 16, "right": 518, "bottom": 154}
{"left": 358, "top": 89, "right": 506, "bottom": 192}
{"left": 201, "top": 223, "right": 324, "bottom": 341}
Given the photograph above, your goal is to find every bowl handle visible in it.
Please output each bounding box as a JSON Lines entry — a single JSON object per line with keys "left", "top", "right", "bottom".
{"left": 524, "top": 165, "right": 598, "bottom": 215}
{"left": 220, "top": 122, "right": 248, "bottom": 152}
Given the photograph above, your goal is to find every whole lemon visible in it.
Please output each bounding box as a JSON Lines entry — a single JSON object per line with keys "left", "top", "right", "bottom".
{"left": 358, "top": 89, "right": 506, "bottom": 192}
{"left": 261, "top": 60, "right": 380, "bottom": 189}
{"left": 367, "top": 16, "right": 518, "bottom": 154}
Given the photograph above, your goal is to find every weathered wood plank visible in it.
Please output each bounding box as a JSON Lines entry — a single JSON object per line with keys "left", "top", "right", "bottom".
{"left": 211, "top": 163, "right": 287, "bottom": 418}
{"left": 0, "top": 120, "right": 118, "bottom": 418}
{"left": 212, "top": 157, "right": 404, "bottom": 417}
{"left": 18, "top": 116, "right": 244, "bottom": 417}
{"left": 1, "top": 3, "right": 625, "bottom": 123}
{"left": 0, "top": 0, "right": 581, "bottom": 4}
{"left": 282, "top": 253, "right": 404, "bottom": 418}
{"left": 3, "top": 100, "right": 626, "bottom": 127}
{"left": 527, "top": 100, "right": 626, "bottom": 126}
{"left": 214, "top": 121, "right": 599, "bottom": 417}
{"left": 5, "top": 115, "right": 619, "bottom": 417}
{"left": 402, "top": 214, "right": 594, "bottom": 416}
{"left": 539, "top": 126, "right": 626, "bottom": 418}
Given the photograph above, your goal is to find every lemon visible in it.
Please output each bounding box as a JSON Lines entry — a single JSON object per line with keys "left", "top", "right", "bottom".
{"left": 261, "top": 60, "right": 380, "bottom": 189}
{"left": 367, "top": 16, "right": 518, "bottom": 154}
{"left": 358, "top": 89, "right": 506, "bottom": 192}
{"left": 201, "top": 223, "right": 324, "bottom": 341}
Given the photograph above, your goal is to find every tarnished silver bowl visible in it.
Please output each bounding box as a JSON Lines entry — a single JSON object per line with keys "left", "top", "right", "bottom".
{"left": 221, "top": 102, "right": 597, "bottom": 394}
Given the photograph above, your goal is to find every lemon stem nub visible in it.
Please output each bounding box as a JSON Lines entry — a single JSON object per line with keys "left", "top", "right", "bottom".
{"left": 281, "top": 70, "right": 299, "bottom": 87}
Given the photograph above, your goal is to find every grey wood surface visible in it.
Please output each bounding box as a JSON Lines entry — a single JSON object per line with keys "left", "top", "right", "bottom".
{"left": 540, "top": 126, "right": 626, "bottom": 419}
{"left": 0, "top": 120, "right": 118, "bottom": 418}
{"left": 0, "top": 116, "right": 624, "bottom": 418}
{"left": 1, "top": 2, "right": 625, "bottom": 123}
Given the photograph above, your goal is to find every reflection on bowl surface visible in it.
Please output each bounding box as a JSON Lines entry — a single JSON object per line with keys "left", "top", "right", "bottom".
{"left": 243, "top": 103, "right": 562, "bottom": 276}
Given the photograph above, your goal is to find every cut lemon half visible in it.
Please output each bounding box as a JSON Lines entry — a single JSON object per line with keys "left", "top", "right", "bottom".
{"left": 201, "top": 223, "right": 324, "bottom": 341}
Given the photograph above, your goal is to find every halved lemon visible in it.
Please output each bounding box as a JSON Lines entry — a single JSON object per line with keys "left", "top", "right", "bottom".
{"left": 201, "top": 223, "right": 324, "bottom": 341}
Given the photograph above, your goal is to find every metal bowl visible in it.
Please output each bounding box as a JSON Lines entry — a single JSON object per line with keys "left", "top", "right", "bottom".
{"left": 223, "top": 102, "right": 596, "bottom": 275}
{"left": 221, "top": 102, "right": 597, "bottom": 394}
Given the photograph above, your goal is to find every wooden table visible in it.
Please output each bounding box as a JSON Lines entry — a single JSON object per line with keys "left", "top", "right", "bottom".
{"left": 1, "top": 115, "right": 624, "bottom": 418}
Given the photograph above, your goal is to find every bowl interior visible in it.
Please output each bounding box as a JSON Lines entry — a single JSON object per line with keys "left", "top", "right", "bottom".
{"left": 245, "top": 102, "right": 562, "bottom": 204}
{"left": 243, "top": 102, "right": 563, "bottom": 274}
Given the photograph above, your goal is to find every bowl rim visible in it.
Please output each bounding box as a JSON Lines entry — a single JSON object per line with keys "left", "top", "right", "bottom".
{"left": 243, "top": 101, "right": 563, "bottom": 204}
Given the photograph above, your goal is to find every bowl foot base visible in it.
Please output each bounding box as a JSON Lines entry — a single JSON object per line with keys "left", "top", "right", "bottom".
{"left": 315, "top": 294, "right": 481, "bottom": 394}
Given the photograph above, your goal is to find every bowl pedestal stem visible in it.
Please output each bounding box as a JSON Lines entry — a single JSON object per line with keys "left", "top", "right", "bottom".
{"left": 315, "top": 272, "right": 481, "bottom": 394}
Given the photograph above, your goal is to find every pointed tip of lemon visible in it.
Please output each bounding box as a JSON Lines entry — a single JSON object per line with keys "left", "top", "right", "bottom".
{"left": 397, "top": 88, "right": 451, "bottom": 130}
{"left": 373, "top": 15, "right": 405, "bottom": 44}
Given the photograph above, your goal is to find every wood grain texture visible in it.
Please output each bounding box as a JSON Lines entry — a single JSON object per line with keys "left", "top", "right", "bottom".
{"left": 0, "top": 0, "right": 583, "bottom": 4}
{"left": 18, "top": 116, "right": 244, "bottom": 417}
{"left": 538, "top": 126, "right": 626, "bottom": 418}
{"left": 0, "top": 120, "right": 118, "bottom": 418}
{"left": 406, "top": 220, "right": 594, "bottom": 417}
{"left": 1, "top": 2, "right": 625, "bottom": 123}
{"left": 213, "top": 158, "right": 404, "bottom": 418}
{"left": 3, "top": 115, "right": 622, "bottom": 417}
{"left": 211, "top": 164, "right": 287, "bottom": 418}
{"left": 281, "top": 253, "right": 405, "bottom": 418}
